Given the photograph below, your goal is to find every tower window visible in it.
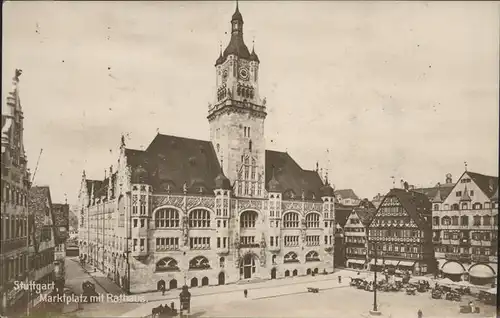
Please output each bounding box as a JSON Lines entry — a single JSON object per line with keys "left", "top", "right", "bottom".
{"left": 249, "top": 140, "right": 252, "bottom": 152}
{"left": 248, "top": 127, "right": 251, "bottom": 137}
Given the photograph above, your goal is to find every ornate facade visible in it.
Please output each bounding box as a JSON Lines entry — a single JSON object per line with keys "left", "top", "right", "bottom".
{"left": 0, "top": 70, "right": 31, "bottom": 316}
{"left": 430, "top": 171, "right": 498, "bottom": 285}
{"left": 367, "top": 188, "right": 436, "bottom": 275}
{"left": 78, "top": 5, "right": 336, "bottom": 293}
{"left": 344, "top": 204, "right": 375, "bottom": 270}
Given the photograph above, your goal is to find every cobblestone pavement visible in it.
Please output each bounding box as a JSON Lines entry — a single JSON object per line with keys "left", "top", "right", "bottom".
{"left": 198, "top": 286, "right": 498, "bottom": 318}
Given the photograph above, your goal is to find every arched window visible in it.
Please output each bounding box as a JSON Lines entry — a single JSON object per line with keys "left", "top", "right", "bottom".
{"left": 156, "top": 257, "right": 179, "bottom": 272}
{"left": 240, "top": 210, "right": 258, "bottom": 228}
{"left": 189, "top": 209, "right": 210, "bottom": 228}
{"left": 305, "top": 213, "right": 320, "bottom": 228}
{"left": 284, "top": 252, "right": 299, "bottom": 263}
{"left": 155, "top": 208, "right": 180, "bottom": 228}
{"left": 473, "top": 202, "right": 483, "bottom": 210}
{"left": 461, "top": 203, "right": 468, "bottom": 210}
{"left": 283, "top": 212, "right": 299, "bottom": 228}
{"left": 219, "top": 257, "right": 225, "bottom": 268}
{"left": 441, "top": 216, "right": 451, "bottom": 226}
{"left": 433, "top": 204, "right": 440, "bottom": 211}
{"left": 272, "top": 255, "right": 277, "bottom": 264}
{"left": 306, "top": 251, "right": 320, "bottom": 262}
{"left": 189, "top": 256, "right": 210, "bottom": 270}
{"left": 451, "top": 204, "right": 459, "bottom": 211}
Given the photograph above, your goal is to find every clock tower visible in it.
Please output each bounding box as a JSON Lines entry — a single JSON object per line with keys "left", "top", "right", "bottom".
{"left": 208, "top": 3, "right": 266, "bottom": 198}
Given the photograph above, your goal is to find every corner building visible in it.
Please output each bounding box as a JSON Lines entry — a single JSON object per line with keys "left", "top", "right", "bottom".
{"left": 78, "top": 5, "right": 336, "bottom": 293}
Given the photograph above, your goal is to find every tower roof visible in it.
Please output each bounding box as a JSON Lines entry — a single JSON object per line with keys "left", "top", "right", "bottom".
{"left": 215, "top": 3, "right": 252, "bottom": 66}
{"left": 460, "top": 185, "right": 472, "bottom": 202}
{"left": 432, "top": 184, "right": 443, "bottom": 203}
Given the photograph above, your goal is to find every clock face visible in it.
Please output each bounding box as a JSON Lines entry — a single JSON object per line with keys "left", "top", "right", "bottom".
{"left": 239, "top": 68, "right": 249, "bottom": 80}
{"left": 222, "top": 69, "right": 228, "bottom": 82}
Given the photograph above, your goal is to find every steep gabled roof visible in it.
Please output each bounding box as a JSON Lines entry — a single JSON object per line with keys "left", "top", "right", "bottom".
{"left": 335, "top": 203, "right": 354, "bottom": 228}
{"left": 467, "top": 172, "right": 498, "bottom": 199}
{"left": 388, "top": 188, "right": 432, "bottom": 228}
{"left": 414, "top": 183, "right": 454, "bottom": 202}
{"left": 353, "top": 207, "right": 377, "bottom": 226}
{"left": 265, "top": 150, "right": 324, "bottom": 201}
{"left": 334, "top": 189, "right": 360, "bottom": 200}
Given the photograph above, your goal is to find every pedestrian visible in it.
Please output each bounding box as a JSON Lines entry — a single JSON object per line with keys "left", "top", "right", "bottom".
{"left": 338, "top": 276, "right": 342, "bottom": 283}
{"left": 161, "top": 285, "right": 165, "bottom": 296}
{"left": 417, "top": 309, "right": 423, "bottom": 318}
{"left": 243, "top": 289, "right": 248, "bottom": 298}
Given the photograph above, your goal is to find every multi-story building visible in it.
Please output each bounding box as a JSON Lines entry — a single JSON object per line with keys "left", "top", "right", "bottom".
{"left": 0, "top": 69, "right": 31, "bottom": 316}
{"left": 335, "top": 189, "right": 361, "bottom": 207}
{"left": 28, "top": 186, "right": 56, "bottom": 291}
{"left": 430, "top": 170, "right": 498, "bottom": 285}
{"left": 52, "top": 203, "right": 69, "bottom": 261}
{"left": 333, "top": 204, "right": 353, "bottom": 267}
{"left": 368, "top": 188, "right": 435, "bottom": 275}
{"left": 78, "top": 4, "right": 336, "bottom": 293}
{"left": 344, "top": 205, "right": 376, "bottom": 270}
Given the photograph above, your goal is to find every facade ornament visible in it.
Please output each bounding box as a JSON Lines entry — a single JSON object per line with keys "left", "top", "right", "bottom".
{"left": 183, "top": 182, "right": 188, "bottom": 194}
{"left": 262, "top": 97, "right": 266, "bottom": 106}
{"left": 301, "top": 189, "right": 305, "bottom": 201}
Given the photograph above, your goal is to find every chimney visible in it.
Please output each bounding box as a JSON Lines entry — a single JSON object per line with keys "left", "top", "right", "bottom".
{"left": 400, "top": 179, "right": 405, "bottom": 189}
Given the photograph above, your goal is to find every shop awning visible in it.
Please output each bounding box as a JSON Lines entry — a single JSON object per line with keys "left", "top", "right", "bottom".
{"left": 347, "top": 259, "right": 365, "bottom": 265}
{"left": 469, "top": 264, "right": 496, "bottom": 278}
{"left": 441, "top": 261, "right": 465, "bottom": 275}
{"left": 384, "top": 260, "right": 399, "bottom": 266}
{"left": 398, "top": 261, "right": 415, "bottom": 267}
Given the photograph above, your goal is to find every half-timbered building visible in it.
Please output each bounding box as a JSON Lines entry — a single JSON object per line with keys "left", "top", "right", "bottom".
{"left": 367, "top": 188, "right": 435, "bottom": 275}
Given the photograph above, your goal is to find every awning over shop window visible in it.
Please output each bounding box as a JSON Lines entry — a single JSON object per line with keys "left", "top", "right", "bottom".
{"left": 469, "top": 264, "right": 495, "bottom": 278}
{"left": 347, "top": 259, "right": 365, "bottom": 265}
{"left": 441, "top": 261, "right": 465, "bottom": 275}
{"left": 398, "top": 261, "right": 416, "bottom": 267}
{"left": 383, "top": 260, "right": 399, "bottom": 266}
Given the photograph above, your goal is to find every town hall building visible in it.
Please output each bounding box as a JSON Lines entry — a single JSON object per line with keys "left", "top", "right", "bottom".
{"left": 78, "top": 4, "right": 336, "bottom": 293}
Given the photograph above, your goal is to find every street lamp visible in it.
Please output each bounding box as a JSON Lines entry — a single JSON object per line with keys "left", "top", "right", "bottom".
{"left": 369, "top": 241, "right": 381, "bottom": 316}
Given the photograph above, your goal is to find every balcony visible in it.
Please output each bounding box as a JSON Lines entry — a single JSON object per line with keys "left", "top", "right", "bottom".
{"left": 432, "top": 237, "right": 441, "bottom": 243}
{"left": 216, "top": 247, "right": 229, "bottom": 255}
{"left": 240, "top": 243, "right": 260, "bottom": 248}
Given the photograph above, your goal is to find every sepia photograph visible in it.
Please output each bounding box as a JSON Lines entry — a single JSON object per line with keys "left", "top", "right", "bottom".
{"left": 1, "top": 1, "right": 498, "bottom": 318}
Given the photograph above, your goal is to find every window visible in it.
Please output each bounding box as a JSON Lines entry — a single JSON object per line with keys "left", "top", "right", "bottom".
{"left": 140, "top": 219, "right": 145, "bottom": 228}
{"left": 483, "top": 215, "right": 491, "bottom": 226}
{"left": 217, "top": 237, "right": 221, "bottom": 248}
{"left": 456, "top": 191, "right": 462, "bottom": 197}
{"left": 219, "top": 257, "right": 225, "bottom": 268}
{"left": 283, "top": 212, "right": 299, "bottom": 228}
{"left": 284, "top": 236, "right": 299, "bottom": 247}
{"left": 155, "top": 208, "right": 180, "bottom": 228}
{"left": 451, "top": 204, "right": 459, "bottom": 211}
{"left": 305, "top": 251, "right": 320, "bottom": 262}
{"left": 473, "top": 203, "right": 483, "bottom": 210}
{"left": 189, "top": 209, "right": 210, "bottom": 228}
{"left": 189, "top": 237, "right": 211, "bottom": 249}
{"left": 461, "top": 203, "right": 468, "bottom": 210}
{"left": 451, "top": 216, "right": 459, "bottom": 226}
{"left": 433, "top": 204, "right": 440, "bottom": 211}
{"left": 306, "top": 235, "right": 320, "bottom": 246}
{"left": 305, "top": 213, "right": 320, "bottom": 228}
{"left": 432, "top": 217, "right": 439, "bottom": 226}
{"left": 441, "top": 216, "right": 451, "bottom": 226}
{"left": 473, "top": 215, "right": 481, "bottom": 226}
{"left": 155, "top": 237, "right": 179, "bottom": 251}
{"left": 460, "top": 215, "right": 469, "bottom": 226}
{"left": 189, "top": 256, "right": 210, "bottom": 269}
{"left": 240, "top": 236, "right": 256, "bottom": 247}
{"left": 284, "top": 252, "right": 299, "bottom": 263}
{"left": 240, "top": 210, "right": 258, "bottom": 228}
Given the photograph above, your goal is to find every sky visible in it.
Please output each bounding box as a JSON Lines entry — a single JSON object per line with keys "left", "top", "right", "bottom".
{"left": 2, "top": 1, "right": 499, "bottom": 204}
